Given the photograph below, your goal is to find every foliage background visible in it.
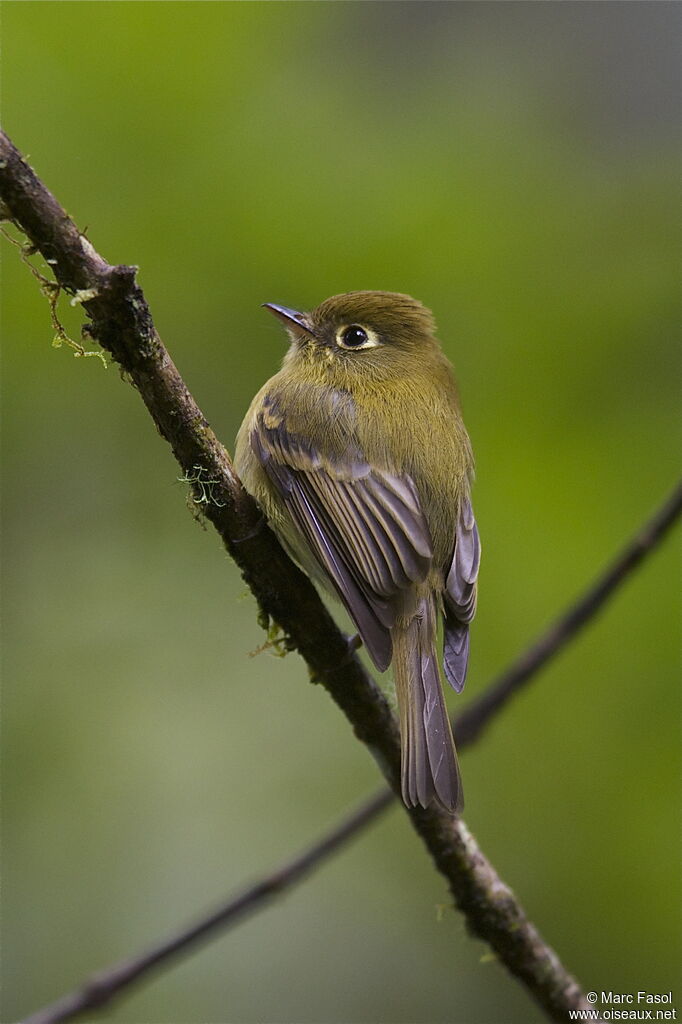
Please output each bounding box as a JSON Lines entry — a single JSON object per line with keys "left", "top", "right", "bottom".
{"left": 2, "top": 3, "right": 680, "bottom": 1022}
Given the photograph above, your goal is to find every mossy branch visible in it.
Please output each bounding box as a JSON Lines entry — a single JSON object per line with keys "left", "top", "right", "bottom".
{"left": 1, "top": 128, "right": 611, "bottom": 1024}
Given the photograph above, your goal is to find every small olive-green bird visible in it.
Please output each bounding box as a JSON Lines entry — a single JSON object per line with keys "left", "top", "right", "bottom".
{"left": 235, "top": 291, "right": 480, "bottom": 812}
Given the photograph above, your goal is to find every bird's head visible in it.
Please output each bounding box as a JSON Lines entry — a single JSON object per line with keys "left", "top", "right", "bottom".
{"left": 263, "top": 291, "right": 443, "bottom": 387}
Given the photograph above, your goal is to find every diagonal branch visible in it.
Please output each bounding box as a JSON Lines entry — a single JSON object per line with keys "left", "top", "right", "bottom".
{"left": 454, "top": 478, "right": 682, "bottom": 746}
{"left": 17, "top": 479, "right": 680, "bottom": 1024}
{"left": 20, "top": 793, "right": 394, "bottom": 1024}
{"left": 2, "top": 128, "right": 618, "bottom": 1023}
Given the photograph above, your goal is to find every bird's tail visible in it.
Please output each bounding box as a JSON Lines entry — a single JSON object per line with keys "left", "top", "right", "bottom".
{"left": 392, "top": 596, "right": 462, "bottom": 812}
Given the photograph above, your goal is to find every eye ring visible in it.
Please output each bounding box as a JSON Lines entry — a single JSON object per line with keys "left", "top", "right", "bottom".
{"left": 336, "top": 324, "right": 380, "bottom": 351}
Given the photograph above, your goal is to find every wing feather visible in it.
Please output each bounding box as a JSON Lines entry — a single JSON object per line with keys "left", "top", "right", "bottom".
{"left": 251, "top": 412, "right": 434, "bottom": 671}
{"left": 306, "top": 475, "right": 396, "bottom": 597}
{"left": 279, "top": 466, "right": 394, "bottom": 668}
{"left": 443, "top": 495, "right": 481, "bottom": 692}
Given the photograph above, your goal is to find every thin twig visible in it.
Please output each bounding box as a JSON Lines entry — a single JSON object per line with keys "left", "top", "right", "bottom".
{"left": 454, "top": 478, "right": 682, "bottom": 746}
{"left": 1, "top": 129, "right": 626, "bottom": 1024}
{"left": 20, "top": 793, "right": 393, "bottom": 1024}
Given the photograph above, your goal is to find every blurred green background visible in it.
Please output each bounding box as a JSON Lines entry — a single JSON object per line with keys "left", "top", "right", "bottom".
{"left": 2, "top": 3, "right": 680, "bottom": 1022}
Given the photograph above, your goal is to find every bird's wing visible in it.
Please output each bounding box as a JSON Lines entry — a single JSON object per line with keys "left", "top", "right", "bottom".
{"left": 443, "top": 494, "right": 480, "bottom": 692}
{"left": 250, "top": 410, "right": 433, "bottom": 672}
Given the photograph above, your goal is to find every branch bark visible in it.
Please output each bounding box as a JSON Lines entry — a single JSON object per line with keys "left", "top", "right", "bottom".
{"left": 2, "top": 129, "right": 613, "bottom": 1023}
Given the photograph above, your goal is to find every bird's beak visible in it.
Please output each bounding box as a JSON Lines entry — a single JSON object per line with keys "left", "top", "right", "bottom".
{"left": 262, "top": 302, "right": 315, "bottom": 337}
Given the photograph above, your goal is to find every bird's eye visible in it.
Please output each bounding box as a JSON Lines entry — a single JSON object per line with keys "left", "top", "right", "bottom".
{"left": 336, "top": 324, "right": 379, "bottom": 350}
{"left": 341, "top": 325, "right": 368, "bottom": 347}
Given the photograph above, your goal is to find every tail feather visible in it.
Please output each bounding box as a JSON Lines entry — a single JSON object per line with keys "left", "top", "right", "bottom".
{"left": 393, "top": 597, "right": 463, "bottom": 812}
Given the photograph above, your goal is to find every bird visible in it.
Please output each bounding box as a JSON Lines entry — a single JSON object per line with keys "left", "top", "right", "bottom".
{"left": 235, "top": 291, "right": 480, "bottom": 812}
